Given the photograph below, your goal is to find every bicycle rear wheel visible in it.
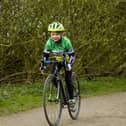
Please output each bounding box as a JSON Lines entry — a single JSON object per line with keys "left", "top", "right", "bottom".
{"left": 68, "top": 72, "right": 81, "bottom": 120}
{"left": 43, "top": 74, "right": 62, "bottom": 126}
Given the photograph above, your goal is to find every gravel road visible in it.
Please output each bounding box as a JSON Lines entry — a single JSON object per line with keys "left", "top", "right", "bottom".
{"left": 0, "top": 92, "right": 126, "bottom": 126}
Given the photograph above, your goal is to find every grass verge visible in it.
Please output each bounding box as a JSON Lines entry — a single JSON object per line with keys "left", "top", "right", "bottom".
{"left": 0, "top": 76, "right": 126, "bottom": 116}
{"left": 80, "top": 76, "right": 126, "bottom": 97}
{"left": 0, "top": 83, "right": 43, "bottom": 116}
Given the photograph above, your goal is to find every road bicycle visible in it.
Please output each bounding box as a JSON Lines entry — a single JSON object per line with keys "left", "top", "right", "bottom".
{"left": 42, "top": 55, "right": 81, "bottom": 126}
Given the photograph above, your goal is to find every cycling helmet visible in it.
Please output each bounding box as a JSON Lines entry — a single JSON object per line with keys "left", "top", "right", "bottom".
{"left": 48, "top": 22, "right": 65, "bottom": 32}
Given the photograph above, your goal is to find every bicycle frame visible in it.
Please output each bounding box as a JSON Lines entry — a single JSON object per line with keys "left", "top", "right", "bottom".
{"left": 43, "top": 57, "right": 81, "bottom": 126}
{"left": 52, "top": 62, "right": 68, "bottom": 106}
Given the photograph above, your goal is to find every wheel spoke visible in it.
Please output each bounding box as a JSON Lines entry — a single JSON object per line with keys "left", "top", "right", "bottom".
{"left": 43, "top": 74, "right": 62, "bottom": 126}
{"left": 68, "top": 73, "right": 81, "bottom": 120}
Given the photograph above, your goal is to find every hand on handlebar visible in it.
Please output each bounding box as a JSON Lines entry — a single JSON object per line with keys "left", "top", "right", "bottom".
{"left": 66, "top": 63, "right": 72, "bottom": 71}
{"left": 40, "top": 63, "right": 46, "bottom": 74}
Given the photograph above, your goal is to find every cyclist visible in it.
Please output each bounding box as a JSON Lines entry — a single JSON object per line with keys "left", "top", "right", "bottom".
{"left": 40, "top": 22, "right": 75, "bottom": 104}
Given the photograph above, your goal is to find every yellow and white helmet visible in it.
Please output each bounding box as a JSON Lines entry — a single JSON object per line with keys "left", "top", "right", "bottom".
{"left": 48, "top": 22, "right": 65, "bottom": 32}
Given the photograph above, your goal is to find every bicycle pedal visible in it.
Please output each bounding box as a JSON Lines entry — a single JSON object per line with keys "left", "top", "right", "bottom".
{"left": 48, "top": 99, "right": 53, "bottom": 102}
{"left": 62, "top": 105, "right": 67, "bottom": 109}
{"left": 48, "top": 98, "right": 59, "bottom": 102}
{"left": 70, "top": 108, "right": 76, "bottom": 112}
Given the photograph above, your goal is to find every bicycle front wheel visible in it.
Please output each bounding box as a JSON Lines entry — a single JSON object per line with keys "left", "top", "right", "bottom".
{"left": 43, "top": 74, "right": 62, "bottom": 126}
{"left": 68, "top": 72, "right": 81, "bottom": 120}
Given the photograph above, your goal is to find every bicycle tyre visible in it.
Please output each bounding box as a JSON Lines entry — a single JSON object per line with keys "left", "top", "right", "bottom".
{"left": 43, "top": 74, "right": 62, "bottom": 126}
{"left": 68, "top": 72, "right": 81, "bottom": 120}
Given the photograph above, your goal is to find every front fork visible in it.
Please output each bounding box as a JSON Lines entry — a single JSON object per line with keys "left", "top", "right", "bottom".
{"left": 48, "top": 75, "right": 60, "bottom": 102}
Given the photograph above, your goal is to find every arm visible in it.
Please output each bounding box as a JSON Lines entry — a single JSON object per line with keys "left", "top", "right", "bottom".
{"left": 65, "top": 38, "right": 75, "bottom": 71}
{"left": 65, "top": 38, "right": 75, "bottom": 64}
{"left": 68, "top": 52, "right": 75, "bottom": 64}
{"left": 40, "top": 39, "right": 51, "bottom": 70}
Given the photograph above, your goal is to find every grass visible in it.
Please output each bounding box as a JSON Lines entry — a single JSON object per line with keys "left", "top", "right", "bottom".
{"left": 0, "top": 76, "right": 126, "bottom": 116}
{"left": 80, "top": 76, "right": 126, "bottom": 97}
{"left": 0, "top": 83, "right": 43, "bottom": 116}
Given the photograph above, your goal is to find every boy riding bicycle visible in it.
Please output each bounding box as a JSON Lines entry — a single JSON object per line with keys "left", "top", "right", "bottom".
{"left": 40, "top": 22, "right": 75, "bottom": 104}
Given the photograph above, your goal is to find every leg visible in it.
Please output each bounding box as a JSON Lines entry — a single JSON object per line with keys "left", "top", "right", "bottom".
{"left": 51, "top": 63, "right": 62, "bottom": 87}
{"left": 65, "top": 70, "right": 73, "bottom": 99}
{"left": 51, "top": 63, "right": 62, "bottom": 74}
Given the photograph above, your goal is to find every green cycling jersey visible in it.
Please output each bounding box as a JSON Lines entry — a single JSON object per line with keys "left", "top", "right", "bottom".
{"left": 43, "top": 36, "right": 74, "bottom": 55}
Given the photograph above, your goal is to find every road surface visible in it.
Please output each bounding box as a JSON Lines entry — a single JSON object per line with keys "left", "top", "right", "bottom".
{"left": 0, "top": 92, "right": 126, "bottom": 126}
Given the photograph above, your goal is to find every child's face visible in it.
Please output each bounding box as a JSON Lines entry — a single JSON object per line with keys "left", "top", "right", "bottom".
{"left": 50, "top": 32, "right": 62, "bottom": 42}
